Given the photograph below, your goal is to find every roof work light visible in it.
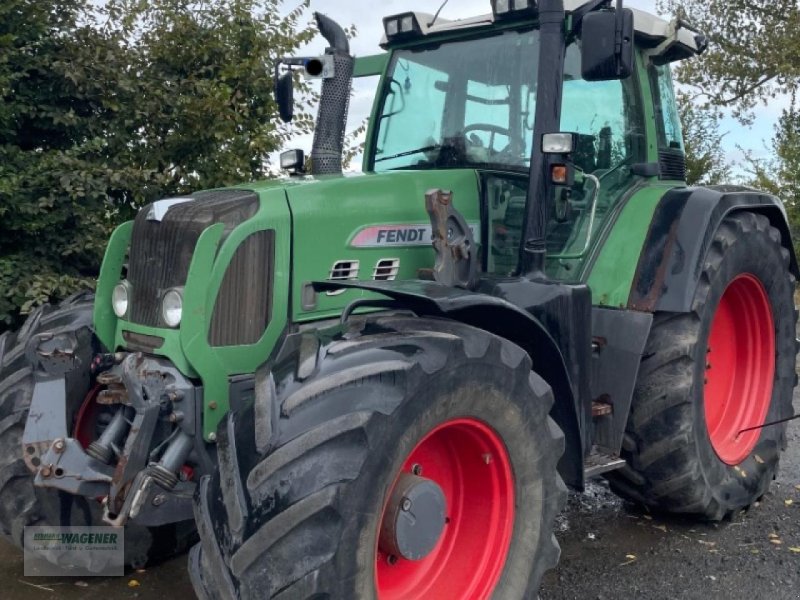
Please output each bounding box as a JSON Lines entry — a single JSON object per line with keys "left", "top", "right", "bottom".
{"left": 491, "top": 0, "right": 538, "bottom": 19}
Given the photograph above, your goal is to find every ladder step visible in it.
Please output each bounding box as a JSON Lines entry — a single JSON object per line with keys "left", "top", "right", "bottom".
{"left": 592, "top": 401, "right": 613, "bottom": 417}
{"left": 584, "top": 451, "right": 626, "bottom": 478}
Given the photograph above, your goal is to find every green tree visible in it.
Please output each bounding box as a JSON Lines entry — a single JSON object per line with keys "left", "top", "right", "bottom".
{"left": 745, "top": 100, "right": 800, "bottom": 250}
{"left": 0, "top": 0, "right": 316, "bottom": 329}
{"left": 678, "top": 92, "right": 732, "bottom": 185}
{"left": 662, "top": 0, "right": 800, "bottom": 240}
{"left": 660, "top": 0, "right": 800, "bottom": 123}
{"left": 0, "top": 1, "right": 130, "bottom": 324}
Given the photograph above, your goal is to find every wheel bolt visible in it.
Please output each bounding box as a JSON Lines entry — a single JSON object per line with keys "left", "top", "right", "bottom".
{"left": 387, "top": 555, "right": 398, "bottom": 566}
{"left": 401, "top": 498, "right": 412, "bottom": 511}
{"left": 411, "top": 463, "right": 422, "bottom": 476}
{"left": 53, "top": 439, "right": 65, "bottom": 453}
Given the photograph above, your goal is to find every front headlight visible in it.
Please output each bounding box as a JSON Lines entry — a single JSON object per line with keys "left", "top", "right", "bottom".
{"left": 161, "top": 288, "right": 184, "bottom": 328}
{"left": 112, "top": 281, "right": 130, "bottom": 318}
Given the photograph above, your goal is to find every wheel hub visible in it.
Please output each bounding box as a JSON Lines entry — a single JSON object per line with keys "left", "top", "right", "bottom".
{"left": 378, "top": 473, "right": 446, "bottom": 561}
{"left": 375, "top": 418, "right": 515, "bottom": 600}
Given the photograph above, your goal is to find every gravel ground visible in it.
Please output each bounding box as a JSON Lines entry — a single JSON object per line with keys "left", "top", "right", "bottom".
{"left": 540, "top": 389, "right": 800, "bottom": 600}
{"left": 0, "top": 392, "right": 798, "bottom": 599}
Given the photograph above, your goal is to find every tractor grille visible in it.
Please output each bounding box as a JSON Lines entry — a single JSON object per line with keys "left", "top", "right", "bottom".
{"left": 127, "top": 190, "right": 259, "bottom": 327}
{"left": 659, "top": 148, "right": 687, "bottom": 181}
{"left": 209, "top": 230, "right": 275, "bottom": 347}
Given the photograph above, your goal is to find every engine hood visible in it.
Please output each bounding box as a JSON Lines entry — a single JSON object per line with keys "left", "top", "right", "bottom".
{"left": 252, "top": 169, "right": 482, "bottom": 321}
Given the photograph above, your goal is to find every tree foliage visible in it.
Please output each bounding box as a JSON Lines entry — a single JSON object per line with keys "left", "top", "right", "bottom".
{"left": 745, "top": 99, "right": 800, "bottom": 251}
{"left": 660, "top": 0, "right": 800, "bottom": 123}
{"left": 677, "top": 92, "right": 732, "bottom": 186}
{"left": 663, "top": 0, "right": 800, "bottom": 244}
{"left": 0, "top": 0, "right": 316, "bottom": 328}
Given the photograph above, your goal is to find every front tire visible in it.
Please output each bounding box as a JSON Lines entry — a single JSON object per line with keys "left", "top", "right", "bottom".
{"left": 190, "top": 316, "right": 566, "bottom": 599}
{"left": 609, "top": 212, "right": 797, "bottom": 519}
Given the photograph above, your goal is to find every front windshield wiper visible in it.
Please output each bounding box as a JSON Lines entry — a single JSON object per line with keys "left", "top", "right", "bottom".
{"left": 374, "top": 144, "right": 440, "bottom": 163}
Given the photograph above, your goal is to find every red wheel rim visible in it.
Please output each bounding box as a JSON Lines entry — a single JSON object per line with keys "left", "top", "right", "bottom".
{"left": 704, "top": 274, "right": 775, "bottom": 465}
{"left": 73, "top": 384, "right": 102, "bottom": 449}
{"left": 375, "top": 418, "right": 515, "bottom": 600}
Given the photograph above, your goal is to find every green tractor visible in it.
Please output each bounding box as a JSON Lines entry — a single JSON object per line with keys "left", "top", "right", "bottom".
{"left": 0, "top": 0, "right": 796, "bottom": 596}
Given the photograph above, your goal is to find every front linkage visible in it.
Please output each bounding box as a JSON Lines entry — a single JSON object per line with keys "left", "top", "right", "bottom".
{"left": 22, "top": 332, "right": 209, "bottom": 527}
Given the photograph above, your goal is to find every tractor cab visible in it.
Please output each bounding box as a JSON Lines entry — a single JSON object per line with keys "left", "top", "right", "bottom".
{"left": 363, "top": 4, "right": 701, "bottom": 280}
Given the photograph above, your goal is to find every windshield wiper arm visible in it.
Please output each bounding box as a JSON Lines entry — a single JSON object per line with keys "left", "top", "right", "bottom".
{"left": 375, "top": 144, "right": 440, "bottom": 163}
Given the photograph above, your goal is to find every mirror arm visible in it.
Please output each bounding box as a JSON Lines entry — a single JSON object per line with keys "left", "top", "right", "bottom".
{"left": 570, "top": 0, "right": 611, "bottom": 32}
{"left": 614, "top": 0, "right": 625, "bottom": 66}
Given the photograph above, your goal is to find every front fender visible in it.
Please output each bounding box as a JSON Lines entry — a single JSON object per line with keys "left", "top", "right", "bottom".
{"left": 313, "top": 278, "right": 586, "bottom": 489}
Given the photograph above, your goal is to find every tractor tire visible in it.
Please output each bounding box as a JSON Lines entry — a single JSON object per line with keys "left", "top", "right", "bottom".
{"left": 609, "top": 211, "right": 797, "bottom": 520}
{"left": 190, "top": 315, "right": 566, "bottom": 599}
{"left": 0, "top": 293, "right": 196, "bottom": 568}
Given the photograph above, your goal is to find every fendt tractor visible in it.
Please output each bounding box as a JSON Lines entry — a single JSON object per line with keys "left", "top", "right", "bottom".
{"left": 0, "top": 0, "right": 796, "bottom": 598}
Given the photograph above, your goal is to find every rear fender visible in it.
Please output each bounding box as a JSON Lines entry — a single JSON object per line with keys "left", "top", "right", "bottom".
{"left": 629, "top": 186, "right": 799, "bottom": 312}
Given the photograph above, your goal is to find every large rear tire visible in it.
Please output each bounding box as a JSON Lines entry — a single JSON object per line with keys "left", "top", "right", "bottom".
{"left": 609, "top": 212, "right": 797, "bottom": 519}
{"left": 190, "top": 315, "right": 566, "bottom": 599}
{"left": 0, "top": 293, "right": 196, "bottom": 567}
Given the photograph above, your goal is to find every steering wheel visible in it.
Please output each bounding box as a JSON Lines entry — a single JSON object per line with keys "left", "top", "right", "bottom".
{"left": 463, "top": 123, "right": 511, "bottom": 153}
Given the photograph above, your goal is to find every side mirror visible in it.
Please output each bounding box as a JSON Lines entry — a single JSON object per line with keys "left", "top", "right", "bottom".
{"left": 581, "top": 8, "right": 634, "bottom": 81}
{"left": 276, "top": 72, "right": 294, "bottom": 123}
{"left": 280, "top": 149, "right": 305, "bottom": 175}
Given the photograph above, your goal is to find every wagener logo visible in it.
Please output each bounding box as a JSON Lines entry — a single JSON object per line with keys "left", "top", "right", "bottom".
{"left": 33, "top": 532, "right": 118, "bottom": 544}
{"left": 24, "top": 526, "right": 124, "bottom": 577}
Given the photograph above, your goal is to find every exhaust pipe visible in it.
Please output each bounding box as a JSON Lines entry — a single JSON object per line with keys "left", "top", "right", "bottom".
{"left": 310, "top": 13, "right": 354, "bottom": 176}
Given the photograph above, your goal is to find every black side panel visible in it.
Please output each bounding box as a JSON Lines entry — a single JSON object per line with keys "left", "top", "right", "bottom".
{"left": 209, "top": 230, "right": 275, "bottom": 347}
{"left": 590, "top": 308, "right": 652, "bottom": 453}
{"left": 312, "top": 278, "right": 588, "bottom": 490}
{"left": 128, "top": 190, "right": 259, "bottom": 327}
{"left": 629, "top": 185, "right": 799, "bottom": 312}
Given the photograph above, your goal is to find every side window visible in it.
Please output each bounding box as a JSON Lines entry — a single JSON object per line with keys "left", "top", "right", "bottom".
{"left": 352, "top": 75, "right": 380, "bottom": 171}
{"left": 649, "top": 64, "right": 684, "bottom": 150}
{"left": 374, "top": 59, "right": 447, "bottom": 170}
{"left": 560, "top": 45, "right": 645, "bottom": 173}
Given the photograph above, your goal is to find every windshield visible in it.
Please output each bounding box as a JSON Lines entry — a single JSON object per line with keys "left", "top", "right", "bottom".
{"left": 372, "top": 29, "right": 540, "bottom": 172}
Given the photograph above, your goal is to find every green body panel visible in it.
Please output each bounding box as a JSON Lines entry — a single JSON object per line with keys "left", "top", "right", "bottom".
{"left": 94, "top": 221, "right": 133, "bottom": 353}
{"left": 284, "top": 170, "right": 481, "bottom": 322}
{"left": 93, "top": 172, "right": 478, "bottom": 438}
{"left": 585, "top": 184, "right": 675, "bottom": 307}
{"left": 353, "top": 53, "right": 389, "bottom": 77}
{"left": 95, "top": 188, "right": 292, "bottom": 439}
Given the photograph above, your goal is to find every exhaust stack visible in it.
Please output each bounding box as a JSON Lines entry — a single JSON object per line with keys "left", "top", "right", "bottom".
{"left": 310, "top": 13, "right": 354, "bottom": 176}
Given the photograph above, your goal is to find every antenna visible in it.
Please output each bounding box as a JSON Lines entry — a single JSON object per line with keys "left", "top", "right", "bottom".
{"left": 429, "top": 0, "right": 450, "bottom": 27}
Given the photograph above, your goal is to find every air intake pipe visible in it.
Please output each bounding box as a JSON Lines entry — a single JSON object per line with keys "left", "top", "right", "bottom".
{"left": 310, "top": 13, "right": 354, "bottom": 175}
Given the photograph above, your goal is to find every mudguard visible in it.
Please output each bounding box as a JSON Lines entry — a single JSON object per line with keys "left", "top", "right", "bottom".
{"left": 629, "top": 185, "right": 799, "bottom": 312}
{"left": 313, "top": 278, "right": 586, "bottom": 489}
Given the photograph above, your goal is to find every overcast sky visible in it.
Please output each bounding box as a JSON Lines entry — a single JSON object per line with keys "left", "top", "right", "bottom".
{"left": 283, "top": 0, "right": 776, "bottom": 174}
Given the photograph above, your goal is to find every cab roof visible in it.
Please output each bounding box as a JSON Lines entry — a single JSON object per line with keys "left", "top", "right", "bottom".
{"left": 380, "top": 3, "right": 704, "bottom": 64}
